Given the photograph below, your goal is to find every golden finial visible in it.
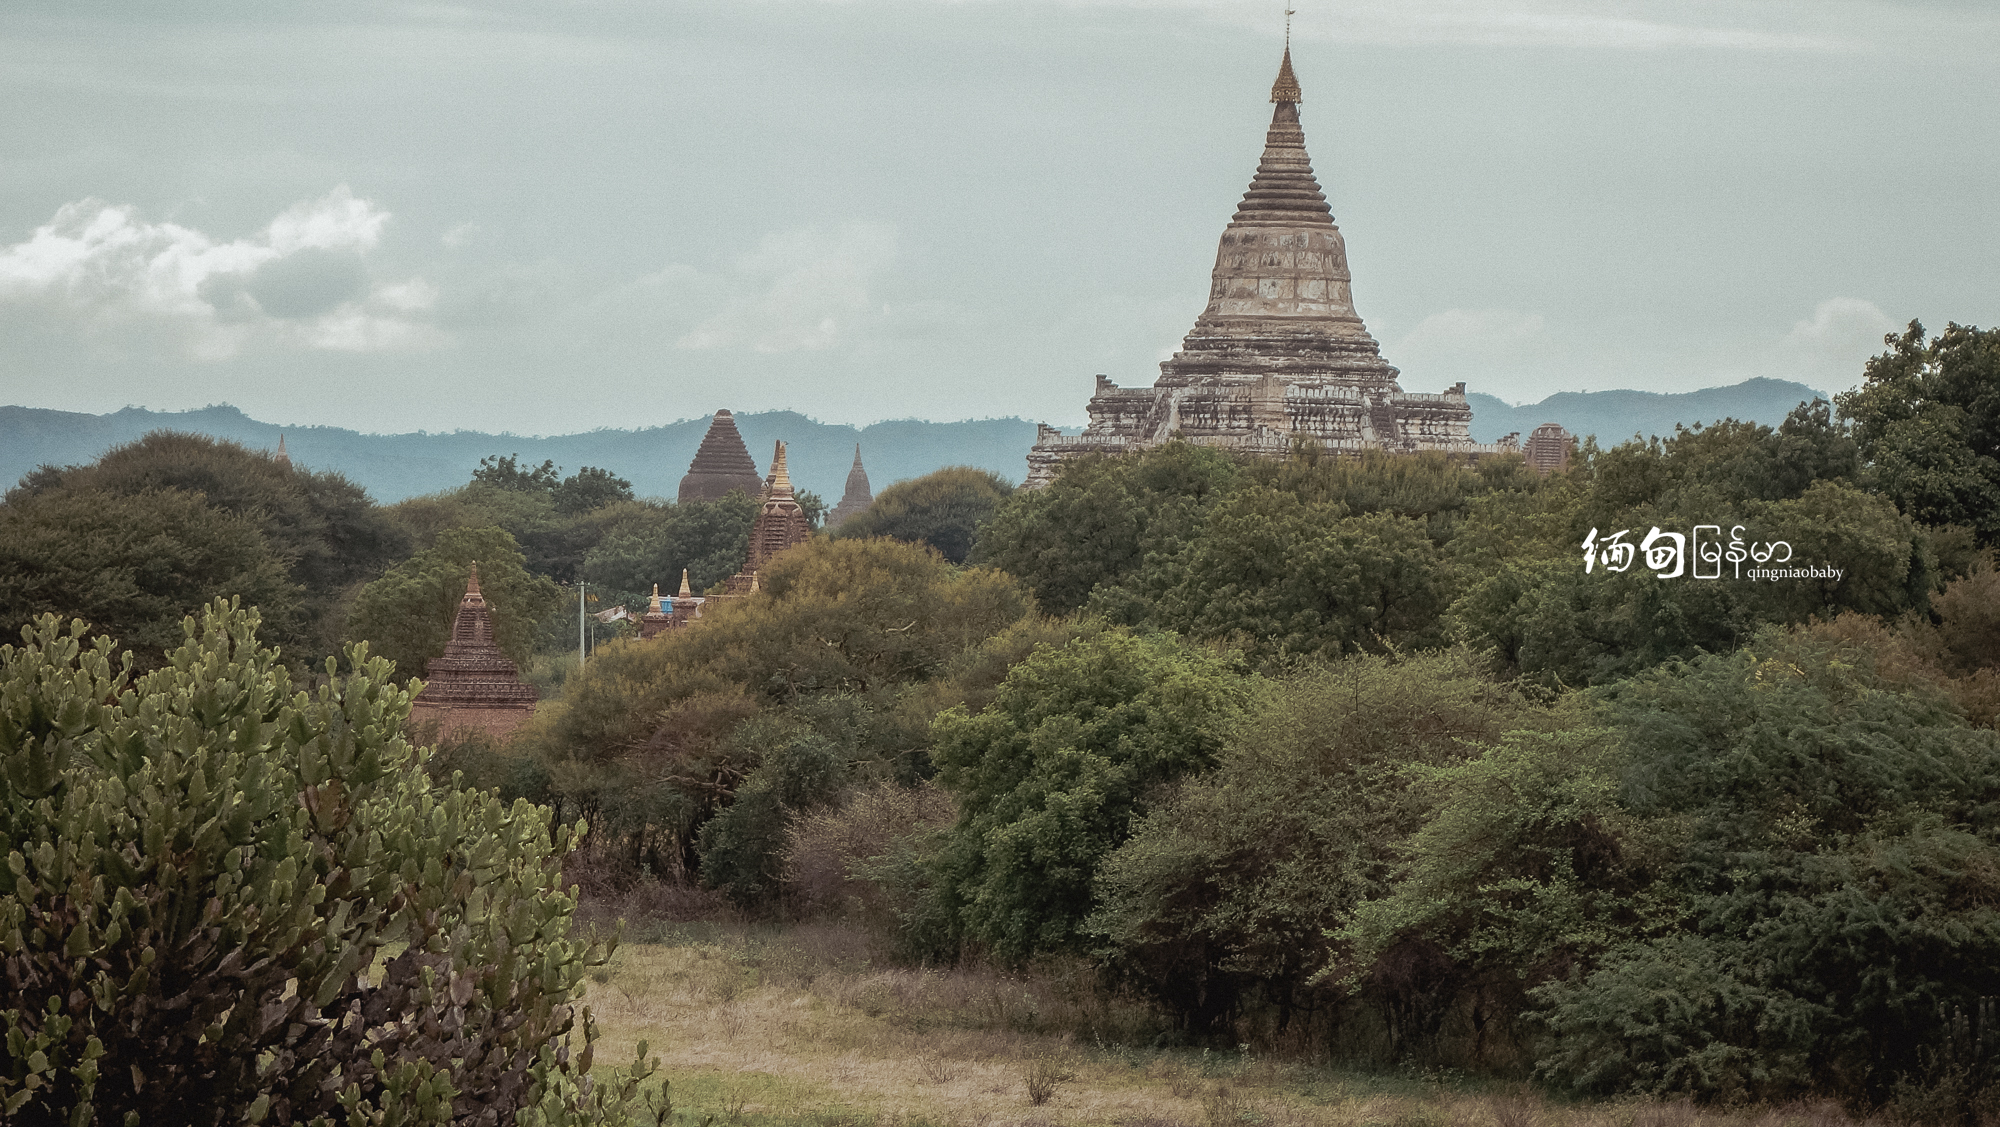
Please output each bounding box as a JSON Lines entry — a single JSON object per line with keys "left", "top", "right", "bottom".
{"left": 767, "top": 440, "right": 793, "bottom": 495}
{"left": 678, "top": 568, "right": 693, "bottom": 598}
{"left": 1272, "top": 7, "right": 1302, "bottom": 104}
{"left": 649, "top": 583, "right": 662, "bottom": 613}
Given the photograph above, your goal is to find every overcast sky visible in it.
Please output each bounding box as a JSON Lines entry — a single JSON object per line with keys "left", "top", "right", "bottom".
{"left": 2, "top": 0, "right": 1995, "bottom": 434}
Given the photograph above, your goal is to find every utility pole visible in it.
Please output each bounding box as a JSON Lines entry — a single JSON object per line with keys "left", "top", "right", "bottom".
{"left": 577, "top": 579, "right": 586, "bottom": 669}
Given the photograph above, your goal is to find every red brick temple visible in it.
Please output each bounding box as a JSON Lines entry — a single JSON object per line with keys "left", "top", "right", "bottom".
{"left": 678, "top": 409, "right": 765, "bottom": 502}
{"left": 408, "top": 562, "right": 539, "bottom": 741}
{"left": 723, "top": 440, "right": 812, "bottom": 595}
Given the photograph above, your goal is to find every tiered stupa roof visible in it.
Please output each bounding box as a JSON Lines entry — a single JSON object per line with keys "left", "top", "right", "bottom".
{"left": 1024, "top": 44, "right": 1508, "bottom": 487}
{"left": 678, "top": 409, "right": 764, "bottom": 502}
{"left": 410, "top": 563, "right": 538, "bottom": 736}
{"left": 825, "top": 445, "right": 873, "bottom": 530}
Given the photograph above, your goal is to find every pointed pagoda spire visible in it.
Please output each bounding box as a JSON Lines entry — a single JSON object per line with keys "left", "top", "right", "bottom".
{"left": 1232, "top": 49, "right": 1330, "bottom": 228}
{"left": 679, "top": 409, "right": 765, "bottom": 502}
{"left": 648, "top": 582, "right": 663, "bottom": 614}
{"left": 765, "top": 440, "right": 795, "bottom": 497}
{"left": 464, "top": 561, "right": 483, "bottom": 600}
{"left": 826, "top": 443, "right": 874, "bottom": 530}
{"left": 274, "top": 432, "right": 291, "bottom": 467}
{"left": 678, "top": 568, "right": 693, "bottom": 598}
{"left": 1270, "top": 46, "right": 1302, "bottom": 104}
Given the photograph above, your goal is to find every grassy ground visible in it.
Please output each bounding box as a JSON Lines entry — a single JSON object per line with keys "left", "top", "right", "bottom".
{"left": 578, "top": 919, "right": 1861, "bottom": 1127}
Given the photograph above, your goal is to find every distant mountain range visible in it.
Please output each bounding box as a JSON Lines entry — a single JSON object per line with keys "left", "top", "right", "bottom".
{"left": 1, "top": 378, "right": 1833, "bottom": 504}
{"left": 1465, "top": 377, "right": 1830, "bottom": 445}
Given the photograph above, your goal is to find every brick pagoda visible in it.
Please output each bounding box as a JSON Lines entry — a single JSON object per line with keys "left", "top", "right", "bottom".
{"left": 678, "top": 409, "right": 765, "bottom": 502}
{"left": 408, "top": 563, "right": 539, "bottom": 741}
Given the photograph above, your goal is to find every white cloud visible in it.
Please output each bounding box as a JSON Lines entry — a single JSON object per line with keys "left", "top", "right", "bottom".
{"left": 0, "top": 186, "right": 444, "bottom": 358}
{"left": 1399, "top": 307, "right": 1549, "bottom": 358}
{"left": 667, "top": 221, "right": 898, "bottom": 353}
{"left": 1772, "top": 297, "right": 1896, "bottom": 387}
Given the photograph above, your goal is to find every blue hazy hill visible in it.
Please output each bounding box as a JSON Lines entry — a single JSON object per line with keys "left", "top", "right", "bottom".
{"left": 1465, "top": 377, "right": 1829, "bottom": 445}
{"left": 0, "top": 405, "right": 1043, "bottom": 504}
{"left": 1, "top": 378, "right": 1834, "bottom": 504}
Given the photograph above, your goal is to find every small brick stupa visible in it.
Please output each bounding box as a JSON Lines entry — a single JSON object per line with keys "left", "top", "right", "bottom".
{"left": 639, "top": 571, "right": 705, "bottom": 639}
{"left": 408, "top": 563, "right": 539, "bottom": 741}
{"left": 824, "top": 444, "right": 873, "bottom": 531}
{"left": 723, "top": 440, "right": 813, "bottom": 595}
{"left": 678, "top": 409, "right": 765, "bottom": 502}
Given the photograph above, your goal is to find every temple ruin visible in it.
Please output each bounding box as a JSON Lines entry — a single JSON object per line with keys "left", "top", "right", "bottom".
{"left": 825, "top": 444, "right": 874, "bottom": 531}
{"left": 678, "top": 409, "right": 765, "bottom": 502}
{"left": 1026, "top": 47, "right": 1516, "bottom": 487}
{"left": 408, "top": 563, "right": 539, "bottom": 741}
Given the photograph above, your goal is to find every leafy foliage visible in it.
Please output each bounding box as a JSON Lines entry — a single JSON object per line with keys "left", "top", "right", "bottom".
{"left": 582, "top": 493, "right": 759, "bottom": 606}
{"left": 0, "top": 603, "right": 653, "bottom": 1125}
{"left": 3, "top": 431, "right": 408, "bottom": 662}
{"left": 520, "top": 537, "right": 1035, "bottom": 897}
{"left": 1838, "top": 321, "right": 2000, "bottom": 546}
{"left": 1092, "top": 649, "right": 1572, "bottom": 1048}
{"left": 835, "top": 466, "right": 1015, "bottom": 564}
{"left": 928, "top": 629, "right": 1257, "bottom": 962}
{"left": 0, "top": 486, "right": 301, "bottom": 668}
{"left": 553, "top": 466, "right": 636, "bottom": 515}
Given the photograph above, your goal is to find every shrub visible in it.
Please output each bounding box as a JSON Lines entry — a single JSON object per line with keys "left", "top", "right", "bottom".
{"left": 930, "top": 629, "right": 1257, "bottom": 962}
{"left": 0, "top": 602, "right": 652, "bottom": 1125}
{"left": 784, "top": 780, "right": 957, "bottom": 928}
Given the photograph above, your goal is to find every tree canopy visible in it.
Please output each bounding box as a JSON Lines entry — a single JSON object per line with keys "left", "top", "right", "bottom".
{"left": 835, "top": 466, "right": 1014, "bottom": 564}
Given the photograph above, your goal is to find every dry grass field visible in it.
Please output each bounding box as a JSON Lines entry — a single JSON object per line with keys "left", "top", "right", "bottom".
{"left": 575, "top": 919, "right": 1866, "bottom": 1127}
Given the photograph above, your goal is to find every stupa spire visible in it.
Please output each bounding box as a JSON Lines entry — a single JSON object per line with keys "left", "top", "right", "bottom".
{"left": 465, "top": 561, "right": 483, "bottom": 599}
{"left": 766, "top": 440, "right": 794, "bottom": 497}
{"left": 648, "top": 583, "right": 663, "bottom": 613}
{"left": 274, "top": 432, "right": 291, "bottom": 467}
{"left": 678, "top": 568, "right": 693, "bottom": 597}
{"left": 1271, "top": 9, "right": 1302, "bottom": 106}
{"left": 826, "top": 443, "right": 874, "bottom": 531}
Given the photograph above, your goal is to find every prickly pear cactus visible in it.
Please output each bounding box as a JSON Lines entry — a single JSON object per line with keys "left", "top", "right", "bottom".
{"left": 0, "top": 601, "right": 657, "bottom": 1126}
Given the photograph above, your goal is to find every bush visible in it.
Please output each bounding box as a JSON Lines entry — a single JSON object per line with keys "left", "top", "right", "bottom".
{"left": 784, "top": 780, "right": 957, "bottom": 931}
{"left": 0, "top": 602, "right": 652, "bottom": 1125}
{"left": 930, "top": 628, "right": 1257, "bottom": 962}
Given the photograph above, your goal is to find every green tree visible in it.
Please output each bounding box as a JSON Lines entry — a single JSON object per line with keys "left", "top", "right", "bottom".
{"left": 0, "top": 603, "right": 652, "bottom": 1125}
{"left": 553, "top": 466, "right": 636, "bottom": 515}
{"left": 835, "top": 466, "right": 1014, "bottom": 564}
{"left": 473, "top": 453, "right": 561, "bottom": 493}
{"left": 928, "top": 630, "right": 1256, "bottom": 961}
{"left": 344, "top": 527, "right": 563, "bottom": 681}
{"left": 973, "top": 443, "right": 1242, "bottom": 618}
{"left": 1092, "top": 649, "right": 1573, "bottom": 1047}
{"left": 9, "top": 431, "right": 408, "bottom": 656}
{"left": 523, "top": 538, "right": 1034, "bottom": 889}
{"left": 1838, "top": 320, "right": 2000, "bottom": 546}
{"left": 1160, "top": 487, "right": 1448, "bottom": 661}
{"left": 582, "top": 494, "right": 760, "bottom": 606}
{"left": 0, "top": 487, "right": 300, "bottom": 667}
